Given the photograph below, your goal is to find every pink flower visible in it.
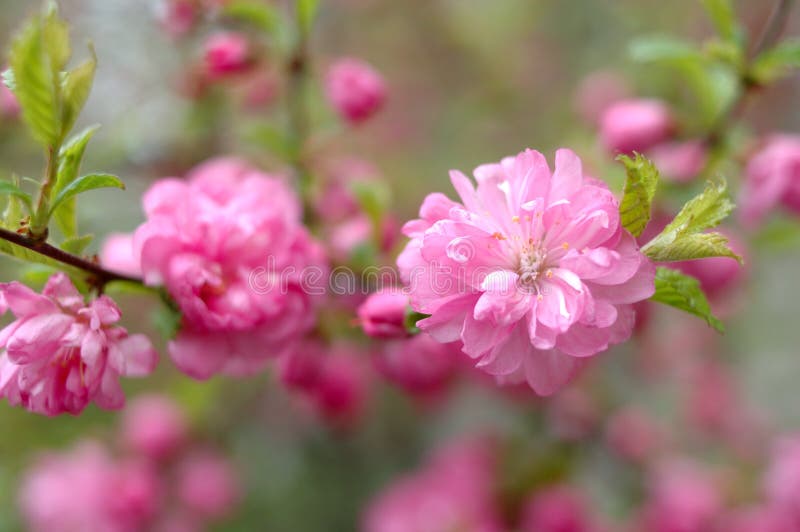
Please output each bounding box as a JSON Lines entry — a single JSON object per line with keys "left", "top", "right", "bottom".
{"left": 19, "top": 441, "right": 161, "bottom": 532}
{"left": 100, "top": 232, "right": 141, "bottom": 277}
{"left": 719, "top": 506, "right": 796, "bottom": 532}
{"left": 121, "top": 394, "right": 188, "bottom": 461}
{"left": 363, "top": 438, "right": 503, "bottom": 532}
{"left": 358, "top": 289, "right": 409, "bottom": 339}
{"left": 599, "top": 99, "right": 673, "bottom": 154}
{"left": 156, "top": 0, "right": 198, "bottom": 38}
{"left": 325, "top": 58, "right": 386, "bottom": 125}
{"left": 765, "top": 435, "right": 800, "bottom": 518}
{"left": 314, "top": 157, "right": 381, "bottom": 223}
{"left": 376, "top": 333, "right": 460, "bottom": 395}
{"left": 0, "top": 81, "right": 20, "bottom": 119}
{"left": 398, "top": 149, "right": 655, "bottom": 395}
{"left": 574, "top": 70, "right": 630, "bottom": 125}
{"left": 648, "top": 140, "right": 708, "bottom": 183}
{"left": 0, "top": 273, "right": 157, "bottom": 416}
{"left": 740, "top": 135, "right": 800, "bottom": 227}
{"left": 134, "top": 157, "right": 327, "bottom": 379}
{"left": 311, "top": 346, "right": 372, "bottom": 428}
{"left": 520, "top": 485, "right": 599, "bottom": 532}
{"left": 204, "top": 32, "right": 252, "bottom": 78}
{"left": 176, "top": 450, "right": 240, "bottom": 520}
{"left": 605, "top": 406, "right": 663, "bottom": 462}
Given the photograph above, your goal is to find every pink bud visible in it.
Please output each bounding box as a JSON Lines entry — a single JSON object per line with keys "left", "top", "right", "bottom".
{"left": 100, "top": 232, "right": 141, "bottom": 277}
{"left": 204, "top": 32, "right": 252, "bottom": 78}
{"left": 574, "top": 70, "right": 630, "bottom": 125}
{"left": 648, "top": 140, "right": 708, "bottom": 183}
{"left": 277, "top": 341, "right": 324, "bottom": 391}
{"left": 520, "top": 486, "right": 598, "bottom": 532}
{"left": 312, "top": 346, "right": 372, "bottom": 428}
{"left": 120, "top": 394, "right": 188, "bottom": 461}
{"left": 176, "top": 451, "right": 240, "bottom": 520}
{"left": 156, "top": 0, "right": 198, "bottom": 38}
{"left": 599, "top": 99, "right": 673, "bottom": 154}
{"left": 358, "top": 289, "right": 409, "bottom": 339}
{"left": 325, "top": 58, "right": 386, "bottom": 125}
{"left": 740, "top": 134, "right": 800, "bottom": 227}
{"left": 0, "top": 82, "right": 19, "bottom": 119}
{"left": 376, "top": 334, "right": 460, "bottom": 396}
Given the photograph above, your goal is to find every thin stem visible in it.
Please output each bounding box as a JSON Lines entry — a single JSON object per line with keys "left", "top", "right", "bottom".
{"left": 29, "top": 141, "right": 61, "bottom": 241}
{"left": 0, "top": 226, "right": 144, "bottom": 288}
{"left": 752, "top": 0, "right": 795, "bottom": 58}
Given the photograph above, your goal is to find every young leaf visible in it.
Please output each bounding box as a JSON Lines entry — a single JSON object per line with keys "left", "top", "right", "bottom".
{"left": 750, "top": 40, "right": 800, "bottom": 84}
{"left": 60, "top": 234, "right": 93, "bottom": 255}
{"left": 642, "top": 178, "right": 740, "bottom": 262}
{"left": 52, "top": 125, "right": 100, "bottom": 237}
{"left": 0, "top": 181, "right": 33, "bottom": 212}
{"left": 650, "top": 267, "right": 724, "bottom": 332}
{"left": 617, "top": 153, "right": 659, "bottom": 237}
{"left": 49, "top": 173, "right": 124, "bottom": 215}
{"left": 629, "top": 36, "right": 702, "bottom": 63}
{"left": 297, "top": 0, "right": 320, "bottom": 34}
{"left": 404, "top": 309, "right": 429, "bottom": 335}
{"left": 8, "top": 13, "right": 60, "bottom": 146}
{"left": 60, "top": 45, "right": 97, "bottom": 137}
{"left": 223, "top": 0, "right": 278, "bottom": 32}
{"left": 42, "top": 1, "right": 71, "bottom": 76}
{"left": 700, "top": 0, "right": 740, "bottom": 43}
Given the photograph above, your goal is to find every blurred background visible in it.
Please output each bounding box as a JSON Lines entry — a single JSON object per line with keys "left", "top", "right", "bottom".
{"left": 0, "top": 1, "right": 799, "bottom": 530}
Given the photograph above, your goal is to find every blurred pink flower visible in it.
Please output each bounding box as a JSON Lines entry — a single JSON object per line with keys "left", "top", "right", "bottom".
{"left": 574, "top": 70, "right": 630, "bottom": 125}
{"left": 639, "top": 459, "right": 721, "bottom": 532}
{"left": 325, "top": 58, "right": 386, "bottom": 125}
{"left": 134, "top": 157, "right": 327, "bottom": 379}
{"left": 718, "top": 505, "right": 797, "bottom": 532}
{"left": 311, "top": 346, "right": 372, "bottom": 428}
{"left": 20, "top": 442, "right": 160, "bottom": 532}
{"left": 156, "top": 0, "right": 198, "bottom": 38}
{"left": 764, "top": 435, "right": 800, "bottom": 525}
{"left": 605, "top": 406, "right": 663, "bottom": 462}
{"left": 363, "top": 438, "right": 503, "bottom": 532}
{"left": 204, "top": 32, "right": 252, "bottom": 78}
{"left": 176, "top": 450, "right": 240, "bottom": 520}
{"left": 398, "top": 149, "right": 655, "bottom": 395}
{"left": 740, "top": 135, "right": 800, "bottom": 227}
{"left": 314, "top": 157, "right": 381, "bottom": 223}
{"left": 0, "top": 273, "right": 157, "bottom": 416}
{"left": 0, "top": 81, "right": 20, "bottom": 119}
{"left": 100, "top": 232, "right": 141, "bottom": 277}
{"left": 599, "top": 99, "right": 673, "bottom": 155}
{"left": 121, "top": 394, "right": 188, "bottom": 461}
{"left": 648, "top": 140, "right": 708, "bottom": 183}
{"left": 376, "top": 333, "right": 460, "bottom": 396}
{"left": 520, "top": 485, "right": 599, "bottom": 532}
{"left": 358, "top": 289, "right": 409, "bottom": 339}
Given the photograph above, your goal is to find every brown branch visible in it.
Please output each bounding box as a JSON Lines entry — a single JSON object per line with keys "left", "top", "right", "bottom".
{"left": 0, "top": 226, "right": 144, "bottom": 288}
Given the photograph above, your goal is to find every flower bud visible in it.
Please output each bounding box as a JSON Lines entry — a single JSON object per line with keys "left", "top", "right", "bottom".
{"left": 325, "top": 58, "right": 386, "bottom": 125}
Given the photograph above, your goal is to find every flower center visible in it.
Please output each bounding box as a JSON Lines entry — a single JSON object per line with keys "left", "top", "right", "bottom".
{"left": 518, "top": 242, "right": 548, "bottom": 289}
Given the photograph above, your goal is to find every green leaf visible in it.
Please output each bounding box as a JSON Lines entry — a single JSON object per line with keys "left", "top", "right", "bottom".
{"left": 42, "top": 1, "right": 71, "bottom": 76}
{"left": 700, "top": 0, "right": 740, "bottom": 43}
{"left": 617, "top": 153, "right": 659, "bottom": 237}
{"left": 297, "top": 0, "right": 320, "bottom": 34}
{"left": 60, "top": 234, "right": 93, "bottom": 255}
{"left": 52, "top": 126, "right": 100, "bottom": 237}
{"left": 223, "top": 0, "right": 278, "bottom": 32}
{"left": 750, "top": 40, "right": 800, "bottom": 83}
{"left": 49, "top": 173, "right": 125, "bottom": 215}
{"left": 153, "top": 303, "right": 182, "bottom": 341}
{"left": 351, "top": 180, "right": 389, "bottom": 244}
{"left": 0, "top": 181, "right": 33, "bottom": 212}
{"left": 8, "top": 13, "right": 60, "bottom": 146}
{"left": 651, "top": 266, "right": 724, "bottom": 332}
{"left": 629, "top": 36, "right": 702, "bottom": 63}
{"left": 60, "top": 45, "right": 96, "bottom": 137}
{"left": 642, "top": 178, "right": 740, "bottom": 262}
{"left": 404, "top": 308, "right": 429, "bottom": 335}
{"left": 248, "top": 125, "right": 296, "bottom": 160}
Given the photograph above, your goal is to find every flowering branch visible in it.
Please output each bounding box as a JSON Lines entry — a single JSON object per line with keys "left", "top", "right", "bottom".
{"left": 0, "top": 226, "right": 143, "bottom": 288}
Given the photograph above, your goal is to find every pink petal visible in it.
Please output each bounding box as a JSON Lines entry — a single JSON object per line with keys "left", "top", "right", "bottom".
{"left": 6, "top": 314, "right": 73, "bottom": 364}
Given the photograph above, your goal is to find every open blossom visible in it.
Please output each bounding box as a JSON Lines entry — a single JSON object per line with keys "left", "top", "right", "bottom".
{"left": 325, "top": 57, "right": 386, "bottom": 125}
{"left": 363, "top": 438, "right": 502, "bottom": 532}
{"left": 19, "top": 442, "right": 161, "bottom": 532}
{"left": 204, "top": 32, "right": 252, "bottom": 78}
{"left": 134, "top": 157, "right": 327, "bottom": 379}
{"left": 0, "top": 273, "right": 157, "bottom": 416}
{"left": 740, "top": 135, "right": 800, "bottom": 227}
{"left": 398, "top": 149, "right": 655, "bottom": 395}
{"left": 599, "top": 99, "right": 673, "bottom": 154}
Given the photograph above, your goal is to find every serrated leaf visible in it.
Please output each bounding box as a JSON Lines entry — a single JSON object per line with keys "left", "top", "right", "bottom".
{"left": 629, "top": 36, "right": 702, "bottom": 63}
{"left": 8, "top": 15, "right": 60, "bottom": 146}
{"left": 617, "top": 153, "right": 659, "bottom": 237}
{"left": 60, "top": 234, "right": 93, "bottom": 255}
{"left": 3, "top": 176, "right": 26, "bottom": 229}
{"left": 223, "top": 0, "right": 278, "bottom": 32}
{"left": 700, "top": 0, "right": 740, "bottom": 43}
{"left": 651, "top": 266, "right": 724, "bottom": 332}
{"left": 49, "top": 173, "right": 124, "bottom": 215}
{"left": 297, "top": 0, "right": 320, "bottom": 33}
{"left": 750, "top": 40, "right": 800, "bottom": 83}
{"left": 42, "top": 1, "right": 71, "bottom": 76}
{"left": 60, "top": 45, "right": 96, "bottom": 137}
{"left": 0, "top": 181, "right": 33, "bottom": 212}
{"left": 642, "top": 178, "right": 739, "bottom": 262}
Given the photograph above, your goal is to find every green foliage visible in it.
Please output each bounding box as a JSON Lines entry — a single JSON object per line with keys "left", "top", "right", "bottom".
{"left": 49, "top": 173, "right": 125, "bottom": 216}
{"left": 223, "top": 0, "right": 279, "bottom": 32}
{"left": 641, "top": 178, "right": 741, "bottom": 263}
{"left": 52, "top": 125, "right": 100, "bottom": 237}
{"left": 351, "top": 180, "right": 389, "bottom": 246}
{"left": 404, "top": 309, "right": 428, "bottom": 335}
{"left": 629, "top": 36, "right": 702, "bottom": 63}
{"left": 297, "top": 0, "right": 320, "bottom": 34}
{"left": 59, "top": 234, "right": 93, "bottom": 255}
{"left": 700, "top": 0, "right": 742, "bottom": 45}
{"left": 0, "top": 180, "right": 34, "bottom": 213}
{"left": 750, "top": 40, "right": 800, "bottom": 83}
{"left": 617, "top": 153, "right": 659, "bottom": 238}
{"left": 651, "top": 267, "right": 724, "bottom": 332}
{"left": 60, "top": 45, "right": 97, "bottom": 137}
{"left": 248, "top": 125, "right": 297, "bottom": 161}
{"left": 153, "top": 303, "right": 183, "bottom": 341}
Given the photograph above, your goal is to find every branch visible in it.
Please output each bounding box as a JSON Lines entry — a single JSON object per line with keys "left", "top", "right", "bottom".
{"left": 0, "top": 226, "right": 144, "bottom": 288}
